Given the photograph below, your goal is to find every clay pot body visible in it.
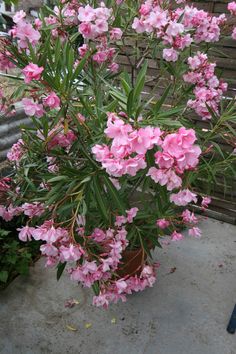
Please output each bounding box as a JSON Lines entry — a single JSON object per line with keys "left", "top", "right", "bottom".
{"left": 118, "top": 248, "right": 147, "bottom": 277}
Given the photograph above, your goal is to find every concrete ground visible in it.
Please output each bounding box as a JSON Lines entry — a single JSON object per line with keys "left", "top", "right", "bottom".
{"left": 0, "top": 218, "right": 235, "bottom": 354}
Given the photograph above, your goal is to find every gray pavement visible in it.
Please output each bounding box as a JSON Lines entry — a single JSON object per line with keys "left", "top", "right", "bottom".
{"left": 0, "top": 217, "right": 235, "bottom": 354}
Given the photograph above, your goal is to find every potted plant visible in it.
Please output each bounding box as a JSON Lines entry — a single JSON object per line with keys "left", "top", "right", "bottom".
{"left": 0, "top": 0, "right": 235, "bottom": 307}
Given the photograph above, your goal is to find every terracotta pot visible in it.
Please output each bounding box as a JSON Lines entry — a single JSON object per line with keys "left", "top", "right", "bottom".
{"left": 117, "top": 248, "right": 147, "bottom": 277}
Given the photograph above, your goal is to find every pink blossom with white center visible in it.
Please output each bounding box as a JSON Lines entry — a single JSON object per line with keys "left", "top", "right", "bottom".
{"left": 156, "top": 219, "right": 170, "bottom": 229}
{"left": 13, "top": 10, "right": 26, "bottom": 24}
{"left": 171, "top": 230, "right": 184, "bottom": 241}
{"left": 163, "top": 48, "right": 179, "bottom": 62}
{"left": 59, "top": 244, "right": 84, "bottom": 262}
{"left": 43, "top": 92, "right": 60, "bottom": 109}
{"left": 166, "top": 22, "right": 184, "bottom": 37}
{"left": 132, "top": 18, "right": 146, "bottom": 33}
{"left": 40, "top": 243, "right": 59, "bottom": 257}
{"left": 22, "top": 98, "right": 44, "bottom": 118}
{"left": 21, "top": 202, "right": 45, "bottom": 217}
{"left": 17, "top": 226, "right": 35, "bottom": 242}
{"left": 14, "top": 20, "right": 41, "bottom": 49}
{"left": 78, "top": 5, "right": 96, "bottom": 22}
{"left": 188, "top": 227, "right": 202, "bottom": 238}
{"left": 170, "top": 189, "right": 198, "bottom": 206}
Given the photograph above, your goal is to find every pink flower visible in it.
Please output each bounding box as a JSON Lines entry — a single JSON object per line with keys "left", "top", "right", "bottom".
{"left": 171, "top": 230, "right": 184, "bottom": 241}
{"left": 166, "top": 22, "right": 184, "bottom": 37}
{"left": 40, "top": 243, "right": 58, "bottom": 257}
{"left": 13, "top": 10, "right": 26, "bottom": 24}
{"left": 78, "top": 5, "right": 96, "bottom": 22}
{"left": 115, "top": 215, "right": 127, "bottom": 227}
{"left": 110, "top": 28, "right": 123, "bottom": 40}
{"left": 78, "top": 44, "right": 89, "bottom": 57}
{"left": 7, "top": 139, "right": 24, "bottom": 162}
{"left": 163, "top": 48, "right": 179, "bottom": 62}
{"left": 201, "top": 196, "right": 211, "bottom": 209}
{"left": 91, "top": 228, "right": 106, "bottom": 242}
{"left": 21, "top": 202, "right": 45, "bottom": 217}
{"left": 15, "top": 21, "right": 41, "bottom": 49}
{"left": 43, "top": 92, "right": 60, "bottom": 109}
{"left": 126, "top": 207, "right": 139, "bottom": 223}
{"left": 108, "top": 62, "right": 119, "bottom": 73}
{"left": 59, "top": 244, "right": 83, "bottom": 262}
{"left": 105, "top": 113, "right": 132, "bottom": 143}
{"left": 34, "top": 18, "right": 42, "bottom": 29}
{"left": 170, "top": 189, "right": 197, "bottom": 206}
{"left": 188, "top": 227, "right": 202, "bottom": 238}
{"left": 182, "top": 209, "right": 198, "bottom": 224}
{"left": 22, "top": 63, "right": 44, "bottom": 83}
{"left": 155, "top": 151, "right": 174, "bottom": 169}
{"left": 17, "top": 226, "right": 35, "bottom": 242}
{"left": 22, "top": 98, "right": 44, "bottom": 118}
{"left": 228, "top": 2, "right": 236, "bottom": 15}
{"left": 156, "top": 219, "right": 170, "bottom": 229}
{"left": 115, "top": 280, "right": 128, "bottom": 294}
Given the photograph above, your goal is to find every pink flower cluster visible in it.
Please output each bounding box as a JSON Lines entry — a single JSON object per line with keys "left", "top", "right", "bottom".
{"left": 22, "top": 91, "right": 60, "bottom": 118}
{"left": 92, "top": 112, "right": 162, "bottom": 177}
{"left": 93, "top": 265, "right": 156, "bottom": 308}
{"left": 170, "top": 189, "right": 197, "bottom": 206}
{"left": 0, "top": 204, "right": 22, "bottom": 222}
{"left": 16, "top": 207, "right": 157, "bottom": 306}
{"left": 148, "top": 127, "right": 201, "bottom": 191}
{"left": 22, "top": 98, "right": 44, "bottom": 118}
{"left": 78, "top": 4, "right": 112, "bottom": 39}
{"left": 77, "top": 4, "right": 121, "bottom": 69}
{"left": 7, "top": 139, "right": 24, "bottom": 162}
{"left": 132, "top": 1, "right": 225, "bottom": 62}
{"left": 9, "top": 14, "right": 41, "bottom": 50}
{"left": 183, "top": 52, "right": 227, "bottom": 119}
{"left": 0, "top": 201, "right": 45, "bottom": 222}
{"left": 22, "top": 63, "right": 44, "bottom": 84}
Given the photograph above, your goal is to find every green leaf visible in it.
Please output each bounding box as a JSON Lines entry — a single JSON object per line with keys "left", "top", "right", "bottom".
{"left": 92, "top": 281, "right": 100, "bottom": 296}
{"left": 0, "top": 271, "right": 9, "bottom": 283}
{"left": 57, "top": 262, "right": 67, "bottom": 281}
{"left": 133, "top": 60, "right": 148, "bottom": 103}
{"left": 93, "top": 176, "right": 109, "bottom": 221}
{"left": 152, "top": 84, "right": 172, "bottom": 115}
{"left": 102, "top": 174, "right": 126, "bottom": 213}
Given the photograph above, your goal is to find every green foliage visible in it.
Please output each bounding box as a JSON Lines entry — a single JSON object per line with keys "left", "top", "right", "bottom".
{"left": 0, "top": 220, "right": 40, "bottom": 288}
